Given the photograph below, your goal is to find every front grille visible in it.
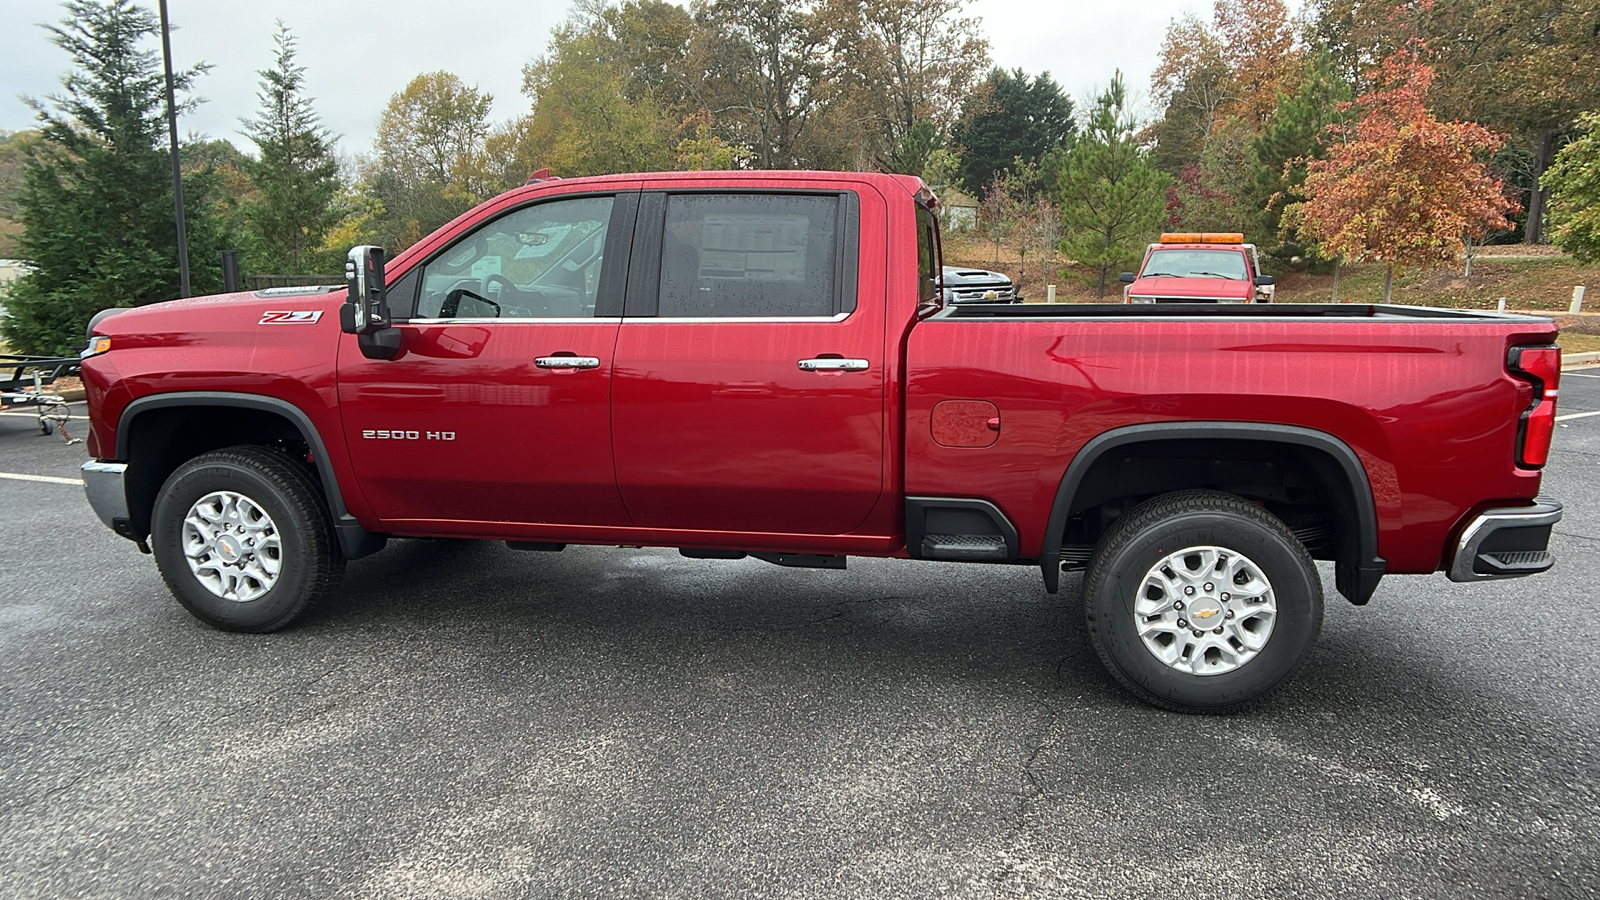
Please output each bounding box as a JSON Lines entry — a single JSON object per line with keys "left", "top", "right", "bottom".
{"left": 950, "top": 287, "right": 1018, "bottom": 303}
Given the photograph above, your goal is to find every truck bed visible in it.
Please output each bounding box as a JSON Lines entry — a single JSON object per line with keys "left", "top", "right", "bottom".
{"left": 939, "top": 302, "right": 1553, "bottom": 322}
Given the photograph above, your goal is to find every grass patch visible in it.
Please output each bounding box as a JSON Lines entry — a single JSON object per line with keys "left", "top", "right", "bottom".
{"left": 1557, "top": 332, "right": 1600, "bottom": 354}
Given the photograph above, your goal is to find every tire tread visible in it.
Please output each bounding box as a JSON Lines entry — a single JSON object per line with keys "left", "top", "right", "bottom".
{"left": 153, "top": 445, "right": 344, "bottom": 632}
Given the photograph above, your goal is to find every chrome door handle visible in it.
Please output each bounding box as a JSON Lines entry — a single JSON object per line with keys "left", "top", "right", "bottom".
{"left": 798, "top": 358, "right": 870, "bottom": 372}
{"left": 535, "top": 356, "right": 601, "bottom": 369}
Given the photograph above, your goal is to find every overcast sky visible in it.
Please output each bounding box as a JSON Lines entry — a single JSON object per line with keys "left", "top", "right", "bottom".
{"left": 0, "top": 0, "right": 1204, "bottom": 159}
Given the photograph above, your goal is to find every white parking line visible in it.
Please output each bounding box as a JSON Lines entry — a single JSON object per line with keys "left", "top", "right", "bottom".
{"left": 0, "top": 472, "right": 83, "bottom": 486}
{"left": 1562, "top": 371, "right": 1600, "bottom": 379}
{"left": 1555, "top": 410, "right": 1600, "bottom": 422}
{"left": 0, "top": 411, "right": 82, "bottom": 418}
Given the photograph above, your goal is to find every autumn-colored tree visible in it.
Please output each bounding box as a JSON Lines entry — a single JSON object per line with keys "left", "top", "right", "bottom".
{"left": 517, "top": 41, "right": 675, "bottom": 177}
{"left": 1542, "top": 112, "right": 1600, "bottom": 262}
{"left": 505, "top": 1, "right": 685, "bottom": 180}
{"left": 1293, "top": 48, "right": 1517, "bottom": 302}
{"left": 674, "top": 111, "right": 744, "bottom": 170}
{"left": 1150, "top": 0, "right": 1302, "bottom": 172}
{"left": 1306, "top": 0, "right": 1600, "bottom": 243}
{"left": 1252, "top": 51, "right": 1351, "bottom": 249}
{"left": 825, "top": 0, "right": 989, "bottom": 170}
{"left": 364, "top": 72, "right": 493, "bottom": 251}
{"left": 687, "top": 0, "right": 840, "bottom": 169}
{"left": 0, "top": 130, "right": 43, "bottom": 257}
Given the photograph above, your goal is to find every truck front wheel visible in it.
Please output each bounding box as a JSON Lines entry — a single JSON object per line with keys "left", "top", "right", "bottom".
{"left": 1083, "top": 490, "right": 1322, "bottom": 713}
{"left": 150, "top": 446, "right": 345, "bottom": 632}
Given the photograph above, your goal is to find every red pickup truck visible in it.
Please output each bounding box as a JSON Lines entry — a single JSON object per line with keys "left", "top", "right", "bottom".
{"left": 1120, "top": 232, "right": 1275, "bottom": 303}
{"left": 78, "top": 170, "right": 1563, "bottom": 713}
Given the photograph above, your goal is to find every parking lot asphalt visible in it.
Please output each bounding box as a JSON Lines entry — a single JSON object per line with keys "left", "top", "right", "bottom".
{"left": 2, "top": 393, "right": 1598, "bottom": 900}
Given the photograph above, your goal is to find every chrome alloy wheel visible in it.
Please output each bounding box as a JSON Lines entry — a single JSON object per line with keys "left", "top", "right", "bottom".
{"left": 181, "top": 490, "right": 283, "bottom": 602}
{"left": 1133, "top": 545, "right": 1277, "bottom": 676}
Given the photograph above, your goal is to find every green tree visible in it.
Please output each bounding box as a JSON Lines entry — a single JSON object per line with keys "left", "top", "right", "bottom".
{"left": 364, "top": 72, "right": 493, "bottom": 252}
{"left": 240, "top": 24, "right": 341, "bottom": 275}
{"left": 1056, "top": 73, "right": 1171, "bottom": 297}
{"left": 0, "top": 130, "right": 42, "bottom": 258}
{"left": 1252, "top": 51, "right": 1351, "bottom": 248}
{"left": 3, "top": 0, "right": 231, "bottom": 356}
{"left": 1543, "top": 112, "right": 1600, "bottom": 262}
{"left": 183, "top": 137, "right": 255, "bottom": 265}
{"left": 953, "top": 68, "right": 1075, "bottom": 195}
{"left": 514, "top": 5, "right": 678, "bottom": 178}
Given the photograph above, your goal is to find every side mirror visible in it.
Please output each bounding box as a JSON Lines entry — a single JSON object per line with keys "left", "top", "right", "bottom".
{"left": 1254, "top": 275, "right": 1275, "bottom": 286}
{"left": 1118, "top": 272, "right": 1136, "bottom": 283}
{"left": 341, "top": 245, "right": 388, "bottom": 335}
{"left": 341, "top": 245, "right": 403, "bottom": 360}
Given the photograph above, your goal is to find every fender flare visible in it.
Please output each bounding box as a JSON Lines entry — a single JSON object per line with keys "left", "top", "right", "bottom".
{"left": 1039, "top": 421, "right": 1385, "bottom": 604}
{"left": 116, "top": 391, "right": 386, "bottom": 559}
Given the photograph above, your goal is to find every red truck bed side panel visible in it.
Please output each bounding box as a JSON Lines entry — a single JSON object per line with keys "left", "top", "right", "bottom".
{"left": 904, "top": 316, "right": 1554, "bottom": 573}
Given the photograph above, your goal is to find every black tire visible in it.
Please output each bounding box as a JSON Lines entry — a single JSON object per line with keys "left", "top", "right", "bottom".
{"left": 1083, "top": 490, "right": 1322, "bottom": 714}
{"left": 151, "top": 445, "right": 344, "bottom": 632}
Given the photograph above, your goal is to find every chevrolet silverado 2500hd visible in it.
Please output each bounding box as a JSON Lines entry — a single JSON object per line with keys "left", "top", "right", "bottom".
{"left": 78, "top": 170, "right": 1563, "bottom": 712}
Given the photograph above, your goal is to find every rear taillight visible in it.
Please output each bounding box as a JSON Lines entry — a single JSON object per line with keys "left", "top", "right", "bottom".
{"left": 1509, "top": 345, "right": 1560, "bottom": 468}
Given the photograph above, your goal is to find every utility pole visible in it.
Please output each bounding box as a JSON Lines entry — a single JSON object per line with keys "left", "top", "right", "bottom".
{"left": 157, "top": 0, "right": 191, "bottom": 298}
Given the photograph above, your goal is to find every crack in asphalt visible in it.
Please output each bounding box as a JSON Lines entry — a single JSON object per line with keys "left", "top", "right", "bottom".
{"left": 990, "top": 688, "right": 1058, "bottom": 899}
{"left": 1554, "top": 529, "right": 1600, "bottom": 545}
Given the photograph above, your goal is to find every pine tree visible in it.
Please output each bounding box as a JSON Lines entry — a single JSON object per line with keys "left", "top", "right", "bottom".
{"left": 2, "top": 0, "right": 229, "bottom": 356}
{"left": 954, "top": 68, "right": 1075, "bottom": 195}
{"left": 1056, "top": 73, "right": 1170, "bottom": 297}
{"left": 240, "top": 23, "right": 341, "bottom": 276}
{"left": 1253, "top": 51, "right": 1351, "bottom": 249}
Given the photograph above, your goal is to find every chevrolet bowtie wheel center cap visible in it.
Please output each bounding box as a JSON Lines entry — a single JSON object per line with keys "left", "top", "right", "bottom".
{"left": 181, "top": 490, "right": 283, "bottom": 603}
{"left": 1132, "top": 545, "right": 1278, "bottom": 676}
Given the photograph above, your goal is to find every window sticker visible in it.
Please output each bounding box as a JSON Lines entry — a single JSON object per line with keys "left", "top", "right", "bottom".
{"left": 698, "top": 215, "right": 809, "bottom": 282}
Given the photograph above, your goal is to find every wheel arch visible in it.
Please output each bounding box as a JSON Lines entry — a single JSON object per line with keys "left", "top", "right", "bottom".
{"left": 115, "top": 392, "right": 385, "bottom": 559}
{"left": 1040, "top": 421, "right": 1385, "bottom": 604}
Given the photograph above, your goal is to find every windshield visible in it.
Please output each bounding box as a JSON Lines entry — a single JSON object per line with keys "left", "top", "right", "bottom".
{"left": 1140, "top": 249, "right": 1248, "bottom": 280}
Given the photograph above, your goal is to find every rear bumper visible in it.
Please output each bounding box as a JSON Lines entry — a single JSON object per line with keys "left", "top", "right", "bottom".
{"left": 81, "top": 460, "right": 128, "bottom": 531}
{"left": 1447, "top": 498, "right": 1562, "bottom": 582}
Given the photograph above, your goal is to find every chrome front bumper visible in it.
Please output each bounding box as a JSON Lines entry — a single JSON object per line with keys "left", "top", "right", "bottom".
{"left": 81, "top": 460, "right": 129, "bottom": 530}
{"left": 1447, "top": 498, "right": 1562, "bottom": 582}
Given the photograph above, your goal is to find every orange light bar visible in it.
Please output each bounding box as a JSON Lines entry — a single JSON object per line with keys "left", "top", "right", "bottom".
{"left": 1160, "top": 232, "right": 1245, "bottom": 244}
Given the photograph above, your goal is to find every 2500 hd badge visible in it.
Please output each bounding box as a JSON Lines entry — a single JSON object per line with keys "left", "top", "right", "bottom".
{"left": 361, "top": 430, "right": 456, "bottom": 440}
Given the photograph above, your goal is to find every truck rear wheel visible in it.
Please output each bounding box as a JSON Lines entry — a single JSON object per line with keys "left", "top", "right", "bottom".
{"left": 1083, "top": 490, "right": 1322, "bottom": 713}
{"left": 151, "top": 446, "right": 344, "bottom": 632}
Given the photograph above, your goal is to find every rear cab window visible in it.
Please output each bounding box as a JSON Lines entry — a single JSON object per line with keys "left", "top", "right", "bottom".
{"left": 916, "top": 201, "right": 943, "bottom": 315}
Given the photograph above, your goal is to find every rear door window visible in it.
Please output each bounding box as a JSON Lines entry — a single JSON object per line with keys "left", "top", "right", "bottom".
{"left": 654, "top": 193, "right": 852, "bottom": 318}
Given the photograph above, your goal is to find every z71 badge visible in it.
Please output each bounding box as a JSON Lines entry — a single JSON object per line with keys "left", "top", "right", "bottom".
{"left": 259, "top": 310, "right": 323, "bottom": 325}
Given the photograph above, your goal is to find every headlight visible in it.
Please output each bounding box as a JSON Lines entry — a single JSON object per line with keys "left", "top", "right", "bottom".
{"left": 1128, "top": 296, "right": 1157, "bottom": 304}
{"left": 81, "top": 335, "right": 112, "bottom": 358}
